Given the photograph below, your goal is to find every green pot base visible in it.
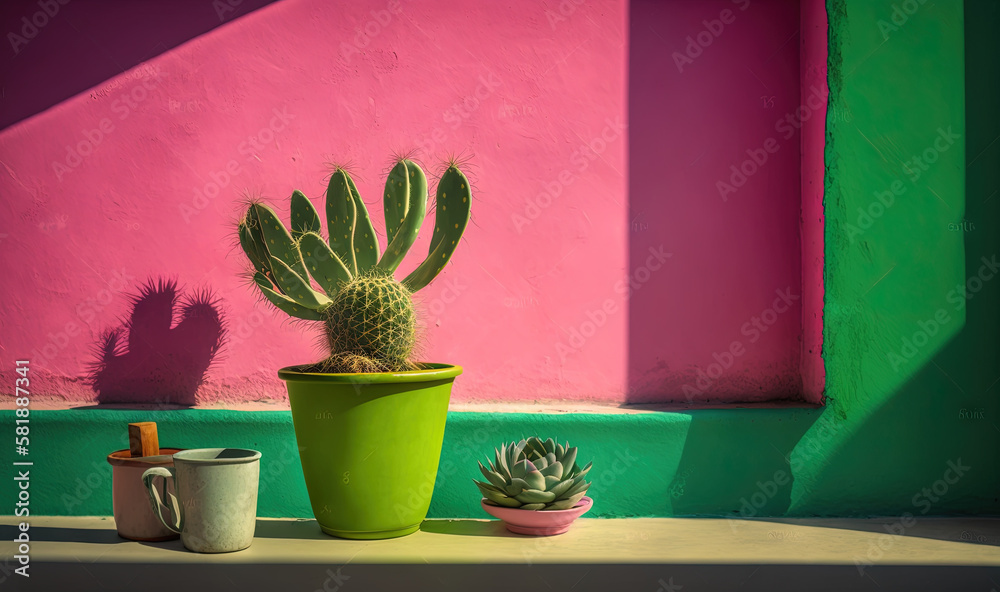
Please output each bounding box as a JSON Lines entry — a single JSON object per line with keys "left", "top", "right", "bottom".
{"left": 319, "top": 523, "right": 421, "bottom": 539}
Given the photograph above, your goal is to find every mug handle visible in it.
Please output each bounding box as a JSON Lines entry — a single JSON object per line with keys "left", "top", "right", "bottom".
{"left": 142, "top": 467, "right": 183, "bottom": 534}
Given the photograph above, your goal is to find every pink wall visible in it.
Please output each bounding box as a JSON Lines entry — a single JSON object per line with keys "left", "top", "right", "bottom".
{"left": 628, "top": 0, "right": 824, "bottom": 403}
{"left": 0, "top": 0, "right": 823, "bottom": 406}
{"left": 800, "top": 0, "right": 828, "bottom": 404}
{"left": 0, "top": 0, "right": 629, "bottom": 405}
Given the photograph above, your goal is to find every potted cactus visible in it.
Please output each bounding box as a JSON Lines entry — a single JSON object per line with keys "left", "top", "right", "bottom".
{"left": 475, "top": 437, "right": 593, "bottom": 535}
{"left": 236, "top": 156, "right": 470, "bottom": 539}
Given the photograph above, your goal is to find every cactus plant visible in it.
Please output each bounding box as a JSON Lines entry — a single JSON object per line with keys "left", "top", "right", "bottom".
{"left": 237, "top": 157, "right": 471, "bottom": 373}
{"left": 474, "top": 437, "right": 593, "bottom": 511}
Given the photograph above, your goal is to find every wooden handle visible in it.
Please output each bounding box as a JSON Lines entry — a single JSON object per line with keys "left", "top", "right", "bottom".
{"left": 128, "top": 422, "right": 160, "bottom": 458}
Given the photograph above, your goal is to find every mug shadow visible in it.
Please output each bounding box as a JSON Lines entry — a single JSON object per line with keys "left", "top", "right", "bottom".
{"left": 18, "top": 524, "right": 146, "bottom": 545}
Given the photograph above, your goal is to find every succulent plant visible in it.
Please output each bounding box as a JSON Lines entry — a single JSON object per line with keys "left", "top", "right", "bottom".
{"left": 475, "top": 437, "right": 592, "bottom": 511}
{"left": 237, "top": 157, "right": 471, "bottom": 373}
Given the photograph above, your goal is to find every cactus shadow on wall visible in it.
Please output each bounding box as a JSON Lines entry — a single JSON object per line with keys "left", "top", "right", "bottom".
{"left": 86, "top": 278, "right": 226, "bottom": 406}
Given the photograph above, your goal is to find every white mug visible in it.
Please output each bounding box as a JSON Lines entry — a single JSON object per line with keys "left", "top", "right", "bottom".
{"left": 142, "top": 448, "right": 261, "bottom": 553}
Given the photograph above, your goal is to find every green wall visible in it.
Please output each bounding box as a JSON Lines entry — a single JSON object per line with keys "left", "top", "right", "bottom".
{"left": 3, "top": 0, "right": 998, "bottom": 520}
{"left": 6, "top": 408, "right": 826, "bottom": 519}
{"left": 795, "top": 0, "right": 998, "bottom": 516}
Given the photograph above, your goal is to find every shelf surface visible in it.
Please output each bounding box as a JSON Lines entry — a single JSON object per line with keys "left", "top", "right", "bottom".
{"left": 2, "top": 515, "right": 999, "bottom": 591}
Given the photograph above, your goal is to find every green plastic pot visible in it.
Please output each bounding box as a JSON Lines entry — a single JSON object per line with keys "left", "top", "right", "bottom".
{"left": 279, "top": 363, "right": 461, "bottom": 539}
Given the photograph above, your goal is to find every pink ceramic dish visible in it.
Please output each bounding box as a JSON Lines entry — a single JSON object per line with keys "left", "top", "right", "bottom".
{"left": 481, "top": 496, "right": 593, "bottom": 536}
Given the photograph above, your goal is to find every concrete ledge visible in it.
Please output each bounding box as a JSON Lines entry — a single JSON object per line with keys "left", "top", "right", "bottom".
{"left": 2, "top": 516, "right": 999, "bottom": 591}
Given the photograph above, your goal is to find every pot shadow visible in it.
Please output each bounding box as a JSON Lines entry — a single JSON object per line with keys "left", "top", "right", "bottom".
{"left": 252, "top": 519, "right": 517, "bottom": 539}
{"left": 87, "top": 278, "right": 226, "bottom": 406}
{"left": 250, "top": 520, "right": 332, "bottom": 540}
{"left": 419, "top": 520, "right": 521, "bottom": 538}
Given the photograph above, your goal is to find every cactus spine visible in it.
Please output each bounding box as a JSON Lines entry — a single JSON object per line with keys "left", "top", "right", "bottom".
{"left": 237, "top": 158, "right": 471, "bottom": 373}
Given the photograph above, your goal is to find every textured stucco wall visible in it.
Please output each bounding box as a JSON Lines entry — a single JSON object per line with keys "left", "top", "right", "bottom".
{"left": 784, "top": 0, "right": 1000, "bottom": 515}
{"left": 627, "top": 0, "right": 821, "bottom": 403}
{"left": 0, "top": 0, "right": 826, "bottom": 405}
{"left": 0, "top": 0, "right": 630, "bottom": 404}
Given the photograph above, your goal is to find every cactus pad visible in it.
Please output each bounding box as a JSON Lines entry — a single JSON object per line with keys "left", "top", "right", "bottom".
{"left": 236, "top": 155, "right": 472, "bottom": 374}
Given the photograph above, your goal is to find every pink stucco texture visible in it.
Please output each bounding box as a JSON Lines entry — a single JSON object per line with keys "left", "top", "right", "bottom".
{"left": 0, "top": 0, "right": 824, "bottom": 405}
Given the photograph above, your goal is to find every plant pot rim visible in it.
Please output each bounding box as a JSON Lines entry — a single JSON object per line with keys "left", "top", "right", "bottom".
{"left": 480, "top": 496, "right": 593, "bottom": 514}
{"left": 278, "top": 362, "right": 462, "bottom": 384}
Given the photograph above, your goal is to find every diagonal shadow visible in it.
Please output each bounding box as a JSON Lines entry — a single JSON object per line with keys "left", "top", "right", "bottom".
{"left": 756, "top": 0, "right": 1000, "bottom": 531}
{"left": 786, "top": 0, "right": 1000, "bottom": 520}
{"left": 0, "top": 0, "right": 282, "bottom": 130}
